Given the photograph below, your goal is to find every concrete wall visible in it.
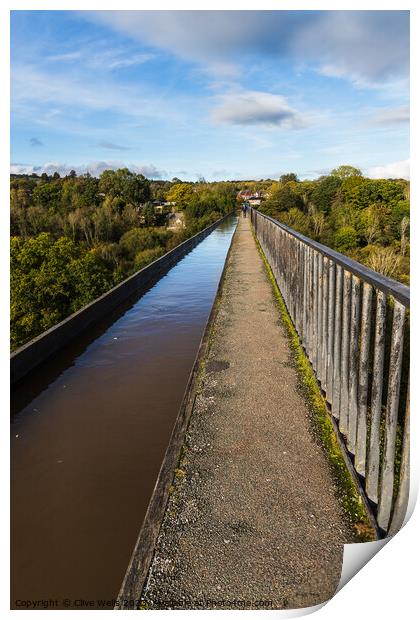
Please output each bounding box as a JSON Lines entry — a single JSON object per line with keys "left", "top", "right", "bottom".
{"left": 11, "top": 214, "right": 232, "bottom": 385}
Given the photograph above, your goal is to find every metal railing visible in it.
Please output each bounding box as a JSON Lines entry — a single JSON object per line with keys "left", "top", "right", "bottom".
{"left": 251, "top": 208, "right": 410, "bottom": 536}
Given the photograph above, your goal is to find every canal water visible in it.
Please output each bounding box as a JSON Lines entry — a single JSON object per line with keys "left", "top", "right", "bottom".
{"left": 11, "top": 216, "right": 238, "bottom": 609}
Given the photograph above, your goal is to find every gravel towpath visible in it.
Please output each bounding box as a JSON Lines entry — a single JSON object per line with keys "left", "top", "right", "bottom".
{"left": 142, "top": 215, "right": 356, "bottom": 610}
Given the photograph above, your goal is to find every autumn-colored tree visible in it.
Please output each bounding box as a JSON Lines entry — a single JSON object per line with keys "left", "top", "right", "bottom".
{"left": 165, "top": 182, "right": 195, "bottom": 209}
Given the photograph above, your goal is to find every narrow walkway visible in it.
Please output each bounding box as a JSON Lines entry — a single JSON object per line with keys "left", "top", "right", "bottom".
{"left": 143, "top": 216, "right": 355, "bottom": 610}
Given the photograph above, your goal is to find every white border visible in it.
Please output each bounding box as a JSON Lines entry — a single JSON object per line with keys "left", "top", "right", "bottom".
{"left": 2, "top": 2, "right": 418, "bottom": 618}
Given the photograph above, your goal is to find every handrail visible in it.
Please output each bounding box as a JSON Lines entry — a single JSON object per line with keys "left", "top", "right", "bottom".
{"left": 256, "top": 211, "right": 409, "bottom": 307}
{"left": 251, "top": 208, "right": 410, "bottom": 537}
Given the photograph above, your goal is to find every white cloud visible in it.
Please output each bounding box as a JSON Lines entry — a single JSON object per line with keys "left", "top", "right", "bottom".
{"left": 10, "top": 161, "right": 167, "bottom": 179}
{"left": 366, "top": 159, "right": 409, "bottom": 180}
{"left": 89, "top": 10, "right": 245, "bottom": 76}
{"left": 212, "top": 90, "right": 305, "bottom": 129}
{"left": 88, "top": 10, "right": 409, "bottom": 86}
{"left": 295, "top": 11, "right": 409, "bottom": 87}
{"left": 369, "top": 105, "right": 410, "bottom": 126}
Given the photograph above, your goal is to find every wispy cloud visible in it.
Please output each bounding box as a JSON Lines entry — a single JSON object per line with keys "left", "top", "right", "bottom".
{"left": 97, "top": 141, "right": 131, "bottom": 151}
{"left": 47, "top": 46, "right": 154, "bottom": 71}
{"left": 369, "top": 105, "right": 410, "bottom": 126}
{"left": 11, "top": 63, "right": 181, "bottom": 127}
{"left": 100, "top": 51, "right": 154, "bottom": 70}
{"left": 47, "top": 51, "right": 83, "bottom": 62}
{"left": 212, "top": 90, "right": 306, "bottom": 129}
{"left": 29, "top": 137, "right": 43, "bottom": 147}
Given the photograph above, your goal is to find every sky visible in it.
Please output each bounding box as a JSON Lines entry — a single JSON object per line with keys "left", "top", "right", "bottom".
{"left": 10, "top": 10, "right": 410, "bottom": 181}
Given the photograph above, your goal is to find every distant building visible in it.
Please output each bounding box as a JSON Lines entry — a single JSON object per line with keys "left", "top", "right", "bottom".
{"left": 237, "top": 190, "right": 263, "bottom": 201}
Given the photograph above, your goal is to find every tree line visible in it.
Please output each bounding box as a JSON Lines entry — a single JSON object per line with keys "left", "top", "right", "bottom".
{"left": 10, "top": 169, "right": 236, "bottom": 349}
{"left": 10, "top": 165, "right": 409, "bottom": 350}
{"left": 256, "top": 166, "right": 409, "bottom": 285}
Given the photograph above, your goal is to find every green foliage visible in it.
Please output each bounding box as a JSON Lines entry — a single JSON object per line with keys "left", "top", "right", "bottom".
{"left": 279, "top": 172, "right": 299, "bottom": 184}
{"left": 165, "top": 182, "right": 195, "bottom": 209}
{"left": 258, "top": 167, "right": 409, "bottom": 284}
{"left": 33, "top": 182, "right": 62, "bottom": 212}
{"left": 334, "top": 226, "right": 359, "bottom": 252}
{"left": 390, "top": 200, "right": 410, "bottom": 239}
{"left": 11, "top": 234, "right": 113, "bottom": 349}
{"left": 330, "top": 165, "right": 362, "bottom": 179}
{"left": 119, "top": 227, "right": 172, "bottom": 262}
{"left": 143, "top": 203, "right": 156, "bottom": 226}
{"left": 98, "top": 168, "right": 151, "bottom": 207}
{"left": 342, "top": 178, "right": 405, "bottom": 210}
{"left": 311, "top": 175, "right": 342, "bottom": 214}
{"left": 264, "top": 184, "right": 304, "bottom": 214}
{"left": 133, "top": 247, "right": 165, "bottom": 271}
{"left": 277, "top": 208, "right": 311, "bottom": 236}
{"left": 358, "top": 204, "right": 392, "bottom": 245}
{"left": 10, "top": 169, "right": 236, "bottom": 349}
{"left": 184, "top": 184, "right": 235, "bottom": 224}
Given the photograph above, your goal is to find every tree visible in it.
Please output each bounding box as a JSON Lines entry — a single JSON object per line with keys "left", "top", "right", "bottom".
{"left": 119, "top": 227, "right": 160, "bottom": 260}
{"left": 311, "top": 175, "right": 342, "bottom": 214}
{"left": 278, "top": 208, "right": 311, "bottom": 236}
{"left": 92, "top": 200, "right": 118, "bottom": 243}
{"left": 143, "top": 203, "right": 156, "bottom": 227}
{"left": 359, "top": 204, "right": 390, "bottom": 245}
{"left": 11, "top": 188, "right": 31, "bottom": 237}
{"left": 133, "top": 247, "right": 164, "bottom": 272}
{"left": 10, "top": 233, "right": 113, "bottom": 348}
{"left": 390, "top": 200, "right": 410, "bottom": 239}
{"left": 342, "top": 178, "right": 405, "bottom": 210}
{"left": 279, "top": 173, "right": 299, "bottom": 184}
{"left": 330, "top": 165, "right": 362, "bottom": 179}
{"left": 165, "top": 183, "right": 195, "bottom": 209}
{"left": 308, "top": 205, "right": 326, "bottom": 238}
{"left": 33, "top": 182, "right": 62, "bottom": 212}
{"left": 365, "top": 246, "right": 401, "bottom": 279}
{"left": 334, "top": 226, "right": 358, "bottom": 252}
{"left": 67, "top": 210, "right": 81, "bottom": 241}
{"left": 263, "top": 183, "right": 304, "bottom": 215}
{"left": 400, "top": 216, "right": 409, "bottom": 257}
{"left": 99, "top": 168, "right": 151, "bottom": 207}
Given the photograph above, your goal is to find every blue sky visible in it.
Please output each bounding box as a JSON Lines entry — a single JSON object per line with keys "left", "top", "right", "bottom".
{"left": 10, "top": 10, "right": 410, "bottom": 180}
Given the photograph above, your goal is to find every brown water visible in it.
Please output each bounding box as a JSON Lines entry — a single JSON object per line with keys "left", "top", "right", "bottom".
{"left": 11, "top": 217, "right": 237, "bottom": 610}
